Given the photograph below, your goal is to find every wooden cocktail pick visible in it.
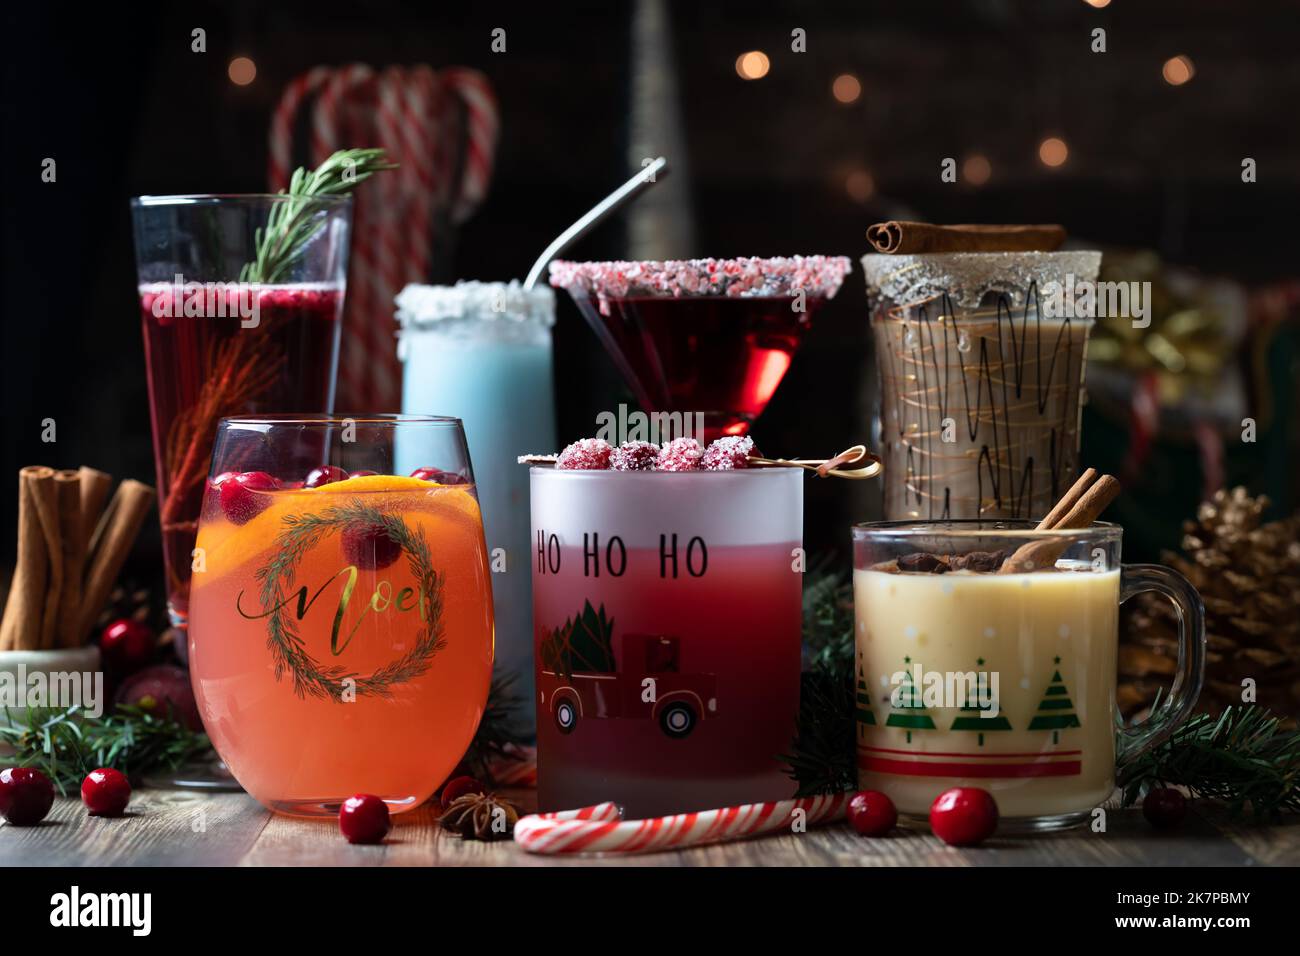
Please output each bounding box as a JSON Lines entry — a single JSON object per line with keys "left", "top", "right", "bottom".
{"left": 998, "top": 469, "right": 1121, "bottom": 574}
{"left": 517, "top": 444, "right": 882, "bottom": 479}
{"left": 748, "top": 444, "right": 881, "bottom": 480}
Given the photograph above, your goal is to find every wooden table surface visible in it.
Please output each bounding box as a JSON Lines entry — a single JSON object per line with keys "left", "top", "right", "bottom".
{"left": 3, "top": 787, "right": 1297, "bottom": 866}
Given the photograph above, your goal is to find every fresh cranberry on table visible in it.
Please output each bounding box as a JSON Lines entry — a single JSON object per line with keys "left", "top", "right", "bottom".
{"left": 0, "top": 767, "right": 55, "bottom": 826}
{"left": 81, "top": 768, "right": 132, "bottom": 817}
{"left": 929, "top": 787, "right": 999, "bottom": 846}
{"left": 349, "top": 470, "right": 378, "bottom": 478}
{"left": 219, "top": 471, "right": 280, "bottom": 524}
{"left": 341, "top": 522, "right": 402, "bottom": 571}
{"left": 440, "top": 775, "right": 486, "bottom": 810}
{"left": 339, "top": 794, "right": 391, "bottom": 844}
{"left": 1142, "top": 787, "right": 1187, "bottom": 829}
{"left": 847, "top": 790, "right": 898, "bottom": 838}
{"left": 409, "top": 466, "right": 467, "bottom": 485}
{"left": 99, "top": 618, "right": 155, "bottom": 673}
{"left": 304, "top": 465, "right": 349, "bottom": 488}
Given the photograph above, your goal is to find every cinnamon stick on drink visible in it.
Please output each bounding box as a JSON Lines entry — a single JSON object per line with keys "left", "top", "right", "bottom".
{"left": 998, "top": 472, "right": 1121, "bottom": 574}
{"left": 865, "top": 221, "right": 1067, "bottom": 255}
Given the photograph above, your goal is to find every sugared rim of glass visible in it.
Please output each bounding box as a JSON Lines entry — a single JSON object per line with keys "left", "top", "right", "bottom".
{"left": 548, "top": 256, "right": 852, "bottom": 300}
{"left": 860, "top": 249, "right": 1102, "bottom": 309}
{"left": 853, "top": 518, "right": 1121, "bottom": 539}
{"left": 131, "top": 193, "right": 352, "bottom": 207}
{"left": 219, "top": 413, "right": 462, "bottom": 427}
{"left": 396, "top": 280, "right": 555, "bottom": 328}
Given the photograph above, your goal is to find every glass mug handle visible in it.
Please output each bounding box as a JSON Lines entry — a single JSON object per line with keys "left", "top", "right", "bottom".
{"left": 1115, "top": 564, "right": 1207, "bottom": 765}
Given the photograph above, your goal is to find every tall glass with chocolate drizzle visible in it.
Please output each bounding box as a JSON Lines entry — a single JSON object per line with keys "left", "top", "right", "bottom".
{"left": 862, "top": 227, "right": 1100, "bottom": 521}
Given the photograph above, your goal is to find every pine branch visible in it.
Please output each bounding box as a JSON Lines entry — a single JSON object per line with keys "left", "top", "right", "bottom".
{"left": 779, "top": 569, "right": 858, "bottom": 795}
{"left": 460, "top": 671, "right": 531, "bottom": 786}
{"left": 0, "top": 705, "right": 211, "bottom": 796}
{"left": 240, "top": 148, "right": 397, "bottom": 284}
{"left": 1118, "top": 705, "right": 1300, "bottom": 820}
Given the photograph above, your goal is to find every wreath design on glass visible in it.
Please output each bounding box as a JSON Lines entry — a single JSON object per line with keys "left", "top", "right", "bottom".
{"left": 254, "top": 500, "right": 446, "bottom": 702}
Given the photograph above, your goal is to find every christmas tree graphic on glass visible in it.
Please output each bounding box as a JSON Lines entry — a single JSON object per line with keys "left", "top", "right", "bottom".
{"left": 884, "top": 656, "right": 936, "bottom": 743}
{"left": 948, "top": 657, "right": 1013, "bottom": 746}
{"left": 855, "top": 661, "right": 877, "bottom": 742}
{"left": 1027, "top": 656, "right": 1082, "bottom": 744}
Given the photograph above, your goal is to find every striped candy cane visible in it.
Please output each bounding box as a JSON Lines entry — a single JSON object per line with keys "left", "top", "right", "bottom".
{"left": 514, "top": 793, "right": 849, "bottom": 855}
{"left": 267, "top": 63, "right": 499, "bottom": 410}
{"left": 441, "top": 68, "right": 499, "bottom": 224}
{"left": 268, "top": 65, "right": 332, "bottom": 190}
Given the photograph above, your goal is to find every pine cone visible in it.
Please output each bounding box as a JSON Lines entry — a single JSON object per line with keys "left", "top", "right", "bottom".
{"left": 1120, "top": 487, "right": 1300, "bottom": 723}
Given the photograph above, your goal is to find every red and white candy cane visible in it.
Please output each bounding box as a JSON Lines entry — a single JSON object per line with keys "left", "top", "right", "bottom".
{"left": 267, "top": 65, "right": 332, "bottom": 190}
{"left": 514, "top": 793, "right": 849, "bottom": 855}
{"left": 266, "top": 63, "right": 499, "bottom": 410}
{"left": 440, "top": 68, "right": 499, "bottom": 224}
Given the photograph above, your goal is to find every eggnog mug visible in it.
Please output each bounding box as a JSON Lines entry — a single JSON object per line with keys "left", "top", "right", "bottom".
{"left": 852, "top": 521, "right": 1205, "bottom": 832}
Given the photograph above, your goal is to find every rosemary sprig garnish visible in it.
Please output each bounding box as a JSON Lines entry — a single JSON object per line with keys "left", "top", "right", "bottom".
{"left": 0, "top": 705, "right": 211, "bottom": 796}
{"left": 240, "top": 148, "right": 397, "bottom": 284}
{"left": 1118, "top": 705, "right": 1300, "bottom": 820}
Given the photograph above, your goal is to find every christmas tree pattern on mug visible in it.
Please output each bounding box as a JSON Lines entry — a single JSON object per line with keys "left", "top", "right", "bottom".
{"left": 884, "top": 656, "right": 936, "bottom": 743}
{"left": 1027, "top": 656, "right": 1082, "bottom": 744}
{"left": 948, "top": 658, "right": 1012, "bottom": 746}
{"left": 855, "top": 662, "right": 878, "bottom": 740}
{"left": 539, "top": 600, "right": 719, "bottom": 739}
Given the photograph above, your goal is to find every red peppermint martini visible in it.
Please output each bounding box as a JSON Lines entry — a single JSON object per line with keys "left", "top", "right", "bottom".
{"left": 550, "top": 257, "right": 851, "bottom": 440}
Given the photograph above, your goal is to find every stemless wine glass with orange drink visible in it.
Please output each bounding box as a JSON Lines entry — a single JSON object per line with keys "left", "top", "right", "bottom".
{"left": 187, "top": 415, "right": 494, "bottom": 817}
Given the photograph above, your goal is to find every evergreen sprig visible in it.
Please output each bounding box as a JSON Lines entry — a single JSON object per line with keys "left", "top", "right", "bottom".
{"left": 0, "top": 705, "right": 211, "bottom": 796}
{"left": 1118, "top": 705, "right": 1300, "bottom": 820}
{"left": 240, "top": 148, "right": 397, "bottom": 284}
{"left": 460, "top": 671, "right": 531, "bottom": 786}
{"left": 780, "top": 570, "right": 858, "bottom": 796}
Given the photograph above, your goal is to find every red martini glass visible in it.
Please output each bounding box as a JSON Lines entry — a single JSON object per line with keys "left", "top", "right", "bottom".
{"left": 549, "top": 257, "right": 850, "bottom": 440}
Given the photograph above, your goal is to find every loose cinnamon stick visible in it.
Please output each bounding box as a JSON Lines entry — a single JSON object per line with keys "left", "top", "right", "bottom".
{"left": 27, "top": 468, "right": 64, "bottom": 649}
{"left": 54, "top": 470, "right": 85, "bottom": 648}
{"left": 77, "top": 466, "right": 113, "bottom": 552}
{"left": 866, "top": 221, "right": 1067, "bottom": 255}
{"left": 0, "top": 467, "right": 55, "bottom": 651}
{"left": 77, "top": 479, "right": 156, "bottom": 642}
{"left": 999, "top": 474, "right": 1121, "bottom": 574}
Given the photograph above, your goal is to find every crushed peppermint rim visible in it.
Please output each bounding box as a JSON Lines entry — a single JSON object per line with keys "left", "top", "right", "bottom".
{"left": 548, "top": 256, "right": 852, "bottom": 302}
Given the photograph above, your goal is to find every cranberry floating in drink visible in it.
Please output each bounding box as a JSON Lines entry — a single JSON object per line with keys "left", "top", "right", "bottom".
{"left": 549, "top": 257, "right": 851, "bottom": 440}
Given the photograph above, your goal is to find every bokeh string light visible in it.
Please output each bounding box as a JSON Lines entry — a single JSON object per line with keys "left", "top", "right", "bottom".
{"left": 735, "top": 51, "right": 770, "bottom": 80}
{"left": 228, "top": 56, "right": 257, "bottom": 86}
{"left": 1162, "top": 54, "right": 1195, "bottom": 86}
{"left": 832, "top": 73, "right": 862, "bottom": 104}
{"left": 1038, "top": 136, "right": 1069, "bottom": 168}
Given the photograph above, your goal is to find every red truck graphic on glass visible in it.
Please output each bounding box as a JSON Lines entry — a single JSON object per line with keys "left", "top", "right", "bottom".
{"left": 540, "top": 633, "right": 718, "bottom": 738}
